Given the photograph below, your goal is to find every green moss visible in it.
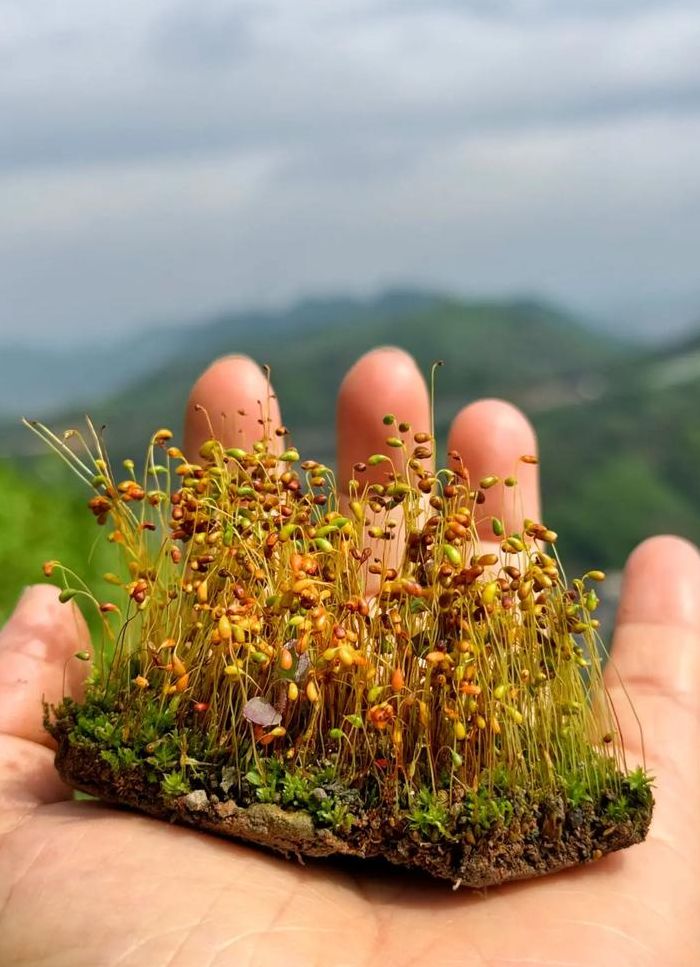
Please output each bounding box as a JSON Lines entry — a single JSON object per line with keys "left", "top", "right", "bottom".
{"left": 161, "top": 772, "right": 191, "bottom": 798}
{"left": 57, "top": 694, "right": 652, "bottom": 849}
{"left": 563, "top": 776, "right": 594, "bottom": 809}
{"left": 408, "top": 788, "right": 451, "bottom": 839}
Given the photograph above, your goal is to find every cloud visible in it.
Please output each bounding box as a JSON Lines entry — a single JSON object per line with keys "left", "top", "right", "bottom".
{"left": 151, "top": 1, "right": 254, "bottom": 70}
{"left": 1, "top": 1, "right": 699, "bottom": 172}
{"left": 0, "top": 0, "right": 699, "bottom": 342}
{"left": 374, "top": 0, "right": 697, "bottom": 21}
{"left": 3, "top": 111, "right": 699, "bottom": 338}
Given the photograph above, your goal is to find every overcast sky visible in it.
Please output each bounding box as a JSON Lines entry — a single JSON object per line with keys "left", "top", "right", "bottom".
{"left": 1, "top": 0, "right": 700, "bottom": 346}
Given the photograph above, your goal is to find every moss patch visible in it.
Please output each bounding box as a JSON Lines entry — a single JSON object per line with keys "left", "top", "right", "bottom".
{"left": 51, "top": 699, "right": 652, "bottom": 887}
{"left": 34, "top": 413, "right": 655, "bottom": 886}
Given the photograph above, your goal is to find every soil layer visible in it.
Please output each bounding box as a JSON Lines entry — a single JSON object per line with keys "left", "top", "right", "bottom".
{"left": 54, "top": 730, "right": 652, "bottom": 888}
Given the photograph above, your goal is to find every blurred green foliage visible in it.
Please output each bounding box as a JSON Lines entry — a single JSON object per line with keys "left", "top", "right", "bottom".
{"left": 2, "top": 295, "right": 699, "bottom": 632}
{"left": 546, "top": 455, "right": 700, "bottom": 569}
{"left": 0, "top": 459, "right": 113, "bottom": 627}
{"left": 537, "top": 376, "right": 700, "bottom": 572}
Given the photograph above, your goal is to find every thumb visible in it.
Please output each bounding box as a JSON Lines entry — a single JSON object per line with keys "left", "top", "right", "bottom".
{"left": 0, "top": 584, "right": 91, "bottom": 747}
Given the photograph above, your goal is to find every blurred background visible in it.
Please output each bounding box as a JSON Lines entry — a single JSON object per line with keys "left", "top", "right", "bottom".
{"left": 1, "top": 1, "right": 700, "bottom": 630}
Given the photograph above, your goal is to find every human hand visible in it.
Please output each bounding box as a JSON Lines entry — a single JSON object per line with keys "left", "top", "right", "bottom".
{"left": 1, "top": 348, "right": 698, "bottom": 966}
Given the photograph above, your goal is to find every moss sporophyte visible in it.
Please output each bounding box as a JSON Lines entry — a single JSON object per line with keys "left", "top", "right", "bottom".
{"left": 28, "top": 415, "right": 653, "bottom": 887}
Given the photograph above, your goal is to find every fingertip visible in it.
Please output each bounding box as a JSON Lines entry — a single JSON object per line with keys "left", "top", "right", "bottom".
{"left": 338, "top": 346, "right": 423, "bottom": 407}
{"left": 617, "top": 534, "right": 700, "bottom": 630}
{"left": 184, "top": 355, "right": 282, "bottom": 458}
{"left": 447, "top": 398, "right": 540, "bottom": 536}
{"left": 448, "top": 398, "right": 538, "bottom": 455}
{"left": 337, "top": 347, "right": 430, "bottom": 490}
{"left": 627, "top": 534, "right": 700, "bottom": 569}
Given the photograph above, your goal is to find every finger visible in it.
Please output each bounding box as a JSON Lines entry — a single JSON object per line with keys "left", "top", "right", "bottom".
{"left": 0, "top": 585, "right": 90, "bottom": 747}
{"left": 447, "top": 399, "right": 540, "bottom": 541}
{"left": 337, "top": 346, "right": 431, "bottom": 490}
{"left": 615, "top": 535, "right": 700, "bottom": 631}
{"left": 337, "top": 347, "right": 431, "bottom": 583}
{"left": 605, "top": 535, "right": 700, "bottom": 775}
{"left": 0, "top": 585, "right": 91, "bottom": 813}
{"left": 603, "top": 535, "right": 700, "bottom": 924}
{"left": 184, "top": 355, "right": 283, "bottom": 459}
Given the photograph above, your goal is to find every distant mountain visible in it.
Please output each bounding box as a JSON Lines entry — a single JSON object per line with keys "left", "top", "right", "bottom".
{"left": 536, "top": 331, "right": 700, "bottom": 570}
{"left": 0, "top": 331, "right": 189, "bottom": 419}
{"left": 0, "top": 290, "right": 626, "bottom": 461}
{"left": 0, "top": 290, "right": 440, "bottom": 421}
{"left": 0, "top": 344, "right": 122, "bottom": 417}
{"left": 2, "top": 289, "right": 700, "bottom": 585}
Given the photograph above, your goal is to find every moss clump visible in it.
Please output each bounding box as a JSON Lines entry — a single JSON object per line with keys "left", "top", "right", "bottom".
{"left": 32, "top": 414, "right": 653, "bottom": 886}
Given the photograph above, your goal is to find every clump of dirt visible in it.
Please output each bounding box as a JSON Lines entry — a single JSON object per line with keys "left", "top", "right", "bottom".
{"left": 53, "top": 713, "right": 652, "bottom": 888}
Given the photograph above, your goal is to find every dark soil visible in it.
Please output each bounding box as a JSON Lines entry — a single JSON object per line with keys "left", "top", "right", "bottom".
{"left": 53, "top": 729, "right": 652, "bottom": 889}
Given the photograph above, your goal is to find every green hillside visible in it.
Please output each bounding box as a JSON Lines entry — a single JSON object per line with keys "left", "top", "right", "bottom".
{"left": 1, "top": 291, "right": 698, "bottom": 627}
{"left": 0, "top": 459, "right": 113, "bottom": 625}
{"left": 539, "top": 364, "right": 700, "bottom": 571}
{"left": 4, "top": 293, "right": 624, "bottom": 462}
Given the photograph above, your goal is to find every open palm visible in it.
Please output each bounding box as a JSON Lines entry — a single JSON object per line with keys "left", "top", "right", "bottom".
{"left": 1, "top": 348, "right": 698, "bottom": 967}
